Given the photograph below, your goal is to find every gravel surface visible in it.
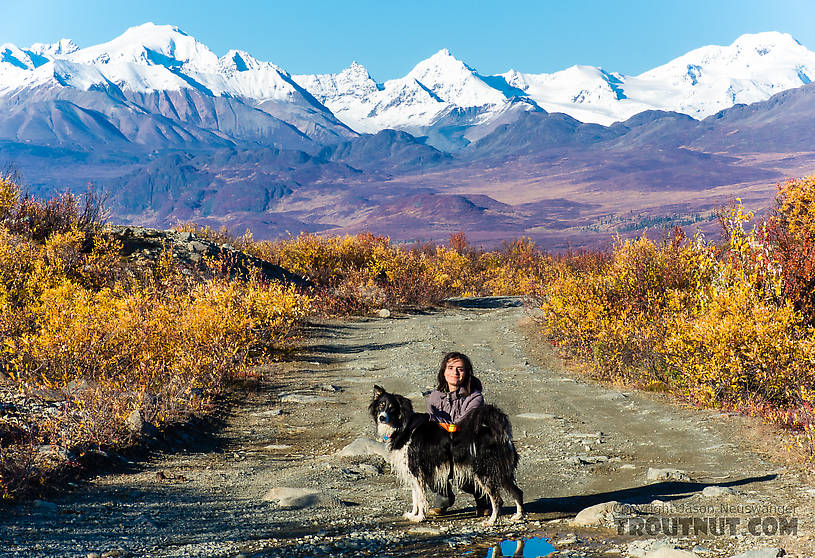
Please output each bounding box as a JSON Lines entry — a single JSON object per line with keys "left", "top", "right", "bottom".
{"left": 1, "top": 297, "right": 812, "bottom": 557}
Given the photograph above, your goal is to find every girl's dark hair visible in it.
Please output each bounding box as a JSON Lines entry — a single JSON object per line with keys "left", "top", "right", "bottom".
{"left": 436, "top": 352, "right": 474, "bottom": 393}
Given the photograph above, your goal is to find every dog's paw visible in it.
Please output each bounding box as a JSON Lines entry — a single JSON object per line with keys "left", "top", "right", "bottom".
{"left": 510, "top": 512, "right": 523, "bottom": 522}
{"left": 410, "top": 513, "right": 425, "bottom": 523}
{"left": 403, "top": 511, "right": 420, "bottom": 521}
{"left": 481, "top": 516, "right": 498, "bottom": 527}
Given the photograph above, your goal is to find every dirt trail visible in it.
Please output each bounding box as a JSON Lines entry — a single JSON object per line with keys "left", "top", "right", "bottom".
{"left": 1, "top": 297, "right": 812, "bottom": 557}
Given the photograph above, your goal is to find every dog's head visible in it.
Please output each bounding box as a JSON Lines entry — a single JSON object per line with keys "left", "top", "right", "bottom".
{"left": 369, "top": 385, "right": 413, "bottom": 444}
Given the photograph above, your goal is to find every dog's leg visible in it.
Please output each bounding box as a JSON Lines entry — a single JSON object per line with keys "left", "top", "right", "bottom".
{"left": 412, "top": 483, "right": 421, "bottom": 517}
{"left": 403, "top": 481, "right": 420, "bottom": 521}
{"left": 473, "top": 477, "right": 501, "bottom": 526}
{"left": 414, "top": 478, "right": 428, "bottom": 522}
{"left": 504, "top": 478, "right": 524, "bottom": 521}
{"left": 483, "top": 491, "right": 500, "bottom": 526}
{"left": 403, "top": 477, "right": 426, "bottom": 522}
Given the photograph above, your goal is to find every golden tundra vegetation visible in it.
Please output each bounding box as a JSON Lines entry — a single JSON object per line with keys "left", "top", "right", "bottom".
{"left": 1, "top": 172, "right": 815, "bottom": 499}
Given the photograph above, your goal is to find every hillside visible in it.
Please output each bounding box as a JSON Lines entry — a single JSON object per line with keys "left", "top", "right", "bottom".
{"left": 2, "top": 26, "right": 815, "bottom": 247}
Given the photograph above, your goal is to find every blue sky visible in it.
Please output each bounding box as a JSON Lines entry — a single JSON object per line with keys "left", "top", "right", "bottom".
{"left": 2, "top": 0, "right": 814, "bottom": 79}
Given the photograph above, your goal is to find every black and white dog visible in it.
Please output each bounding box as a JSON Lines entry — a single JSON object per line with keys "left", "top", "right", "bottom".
{"left": 369, "top": 385, "right": 523, "bottom": 525}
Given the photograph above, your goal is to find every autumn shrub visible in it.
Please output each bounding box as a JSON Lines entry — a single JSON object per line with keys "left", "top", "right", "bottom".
{"left": 249, "top": 232, "right": 450, "bottom": 312}
{"left": 427, "top": 244, "right": 482, "bottom": 296}
{"left": 477, "top": 238, "right": 555, "bottom": 296}
{"left": 656, "top": 200, "right": 809, "bottom": 406}
{"left": 0, "top": 174, "right": 107, "bottom": 242}
{"left": 541, "top": 230, "right": 717, "bottom": 383}
{"left": 0, "top": 177, "right": 311, "bottom": 500}
{"left": 1, "top": 254, "right": 309, "bottom": 498}
{"left": 539, "top": 181, "right": 815, "bottom": 458}
{"left": 759, "top": 176, "right": 815, "bottom": 323}
{"left": 660, "top": 280, "right": 805, "bottom": 405}
{"left": 241, "top": 232, "right": 556, "bottom": 313}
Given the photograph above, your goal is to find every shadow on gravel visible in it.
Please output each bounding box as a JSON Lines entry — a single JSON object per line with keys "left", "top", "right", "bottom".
{"left": 445, "top": 297, "right": 523, "bottom": 309}
{"left": 308, "top": 341, "right": 411, "bottom": 355}
{"left": 279, "top": 322, "right": 359, "bottom": 365}
{"left": 0, "top": 411, "right": 233, "bottom": 510}
{"left": 1, "top": 484, "right": 323, "bottom": 554}
{"left": 115, "top": 413, "right": 232, "bottom": 469}
{"left": 525, "top": 474, "right": 777, "bottom": 517}
{"left": 301, "top": 321, "right": 356, "bottom": 335}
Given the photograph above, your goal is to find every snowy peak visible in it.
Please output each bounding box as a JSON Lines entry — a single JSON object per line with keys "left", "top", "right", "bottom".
{"left": 218, "top": 50, "right": 277, "bottom": 74}
{"left": 65, "top": 22, "right": 220, "bottom": 72}
{"left": 0, "top": 23, "right": 315, "bottom": 103}
{"left": 407, "top": 48, "right": 506, "bottom": 107}
{"left": 631, "top": 31, "right": 815, "bottom": 118}
{"left": 494, "top": 31, "right": 815, "bottom": 125}
{"left": 639, "top": 31, "right": 814, "bottom": 83}
{"left": 0, "top": 43, "right": 51, "bottom": 89}
{"left": 730, "top": 31, "right": 803, "bottom": 55}
{"left": 28, "top": 38, "right": 78, "bottom": 58}
{"left": 0, "top": 22, "right": 355, "bottom": 146}
{"left": 293, "top": 61, "right": 379, "bottom": 101}
{"left": 340, "top": 62, "right": 377, "bottom": 87}
{"left": 292, "top": 50, "right": 506, "bottom": 136}
{"left": 409, "top": 48, "right": 476, "bottom": 76}
{"left": 496, "top": 64, "right": 637, "bottom": 124}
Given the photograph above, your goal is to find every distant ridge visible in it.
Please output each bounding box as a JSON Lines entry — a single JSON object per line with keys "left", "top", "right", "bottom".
{"left": 2, "top": 25, "right": 815, "bottom": 249}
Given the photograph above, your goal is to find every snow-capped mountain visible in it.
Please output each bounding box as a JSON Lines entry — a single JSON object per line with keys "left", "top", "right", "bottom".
{"left": 1, "top": 25, "right": 814, "bottom": 149}
{"left": 27, "top": 39, "right": 79, "bottom": 58}
{"left": 494, "top": 31, "right": 815, "bottom": 125}
{"left": 405, "top": 48, "right": 507, "bottom": 108}
{"left": 634, "top": 31, "right": 815, "bottom": 118}
{"left": 293, "top": 31, "right": 815, "bottom": 130}
{"left": 0, "top": 23, "right": 355, "bottom": 149}
{"left": 293, "top": 48, "right": 533, "bottom": 147}
{"left": 292, "top": 50, "right": 517, "bottom": 136}
{"left": 498, "top": 65, "right": 653, "bottom": 126}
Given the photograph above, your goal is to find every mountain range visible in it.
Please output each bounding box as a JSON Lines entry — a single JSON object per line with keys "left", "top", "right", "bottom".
{"left": 1, "top": 23, "right": 814, "bottom": 248}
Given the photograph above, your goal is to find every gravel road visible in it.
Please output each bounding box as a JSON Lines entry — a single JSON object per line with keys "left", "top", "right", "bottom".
{"left": 1, "top": 297, "right": 812, "bottom": 557}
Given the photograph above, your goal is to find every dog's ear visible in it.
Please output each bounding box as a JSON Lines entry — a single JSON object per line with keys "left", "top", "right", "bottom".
{"left": 372, "top": 385, "right": 385, "bottom": 399}
{"left": 397, "top": 394, "right": 413, "bottom": 419}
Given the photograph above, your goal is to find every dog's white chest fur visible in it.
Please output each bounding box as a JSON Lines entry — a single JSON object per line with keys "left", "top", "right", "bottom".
{"left": 386, "top": 445, "right": 412, "bottom": 484}
{"left": 376, "top": 421, "right": 397, "bottom": 444}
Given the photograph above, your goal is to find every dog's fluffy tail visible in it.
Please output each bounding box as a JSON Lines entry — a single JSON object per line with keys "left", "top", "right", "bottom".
{"left": 466, "top": 404, "right": 519, "bottom": 468}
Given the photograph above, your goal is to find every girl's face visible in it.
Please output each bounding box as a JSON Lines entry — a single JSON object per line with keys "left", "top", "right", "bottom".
{"left": 444, "top": 358, "right": 467, "bottom": 391}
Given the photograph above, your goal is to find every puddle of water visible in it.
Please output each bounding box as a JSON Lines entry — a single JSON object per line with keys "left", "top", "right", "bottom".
{"left": 481, "top": 537, "right": 556, "bottom": 557}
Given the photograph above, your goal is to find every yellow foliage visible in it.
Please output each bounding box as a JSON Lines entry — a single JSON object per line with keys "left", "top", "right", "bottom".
{"left": 540, "top": 201, "right": 815, "bottom": 416}
{"left": 250, "top": 233, "right": 555, "bottom": 311}
{"left": 0, "top": 215, "right": 312, "bottom": 499}
{"left": 0, "top": 173, "right": 19, "bottom": 218}
{"left": 776, "top": 176, "right": 815, "bottom": 242}
{"left": 662, "top": 281, "right": 802, "bottom": 405}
